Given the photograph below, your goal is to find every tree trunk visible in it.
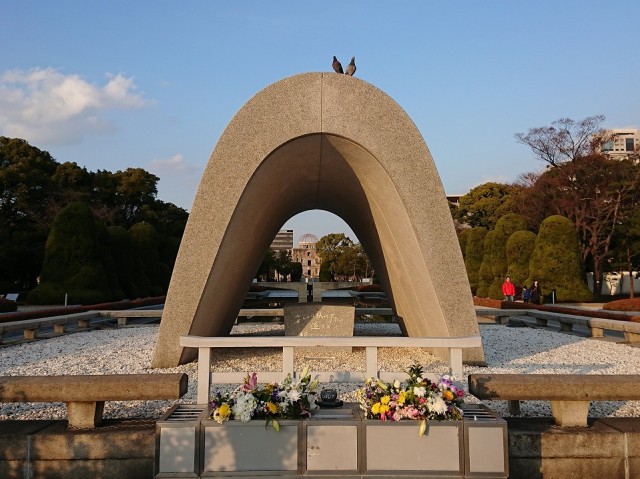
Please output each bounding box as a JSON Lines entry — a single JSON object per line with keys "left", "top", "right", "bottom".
{"left": 628, "top": 247, "right": 635, "bottom": 299}
{"left": 593, "top": 258, "right": 603, "bottom": 300}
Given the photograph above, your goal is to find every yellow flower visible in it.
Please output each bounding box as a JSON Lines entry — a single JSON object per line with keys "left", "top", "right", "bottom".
{"left": 371, "top": 402, "right": 381, "bottom": 414}
{"left": 213, "top": 403, "right": 232, "bottom": 423}
{"left": 266, "top": 402, "right": 279, "bottom": 414}
{"left": 398, "top": 392, "right": 406, "bottom": 405}
{"left": 443, "top": 390, "right": 454, "bottom": 401}
{"left": 218, "top": 403, "right": 231, "bottom": 418}
{"left": 381, "top": 395, "right": 391, "bottom": 405}
{"left": 379, "top": 404, "right": 390, "bottom": 414}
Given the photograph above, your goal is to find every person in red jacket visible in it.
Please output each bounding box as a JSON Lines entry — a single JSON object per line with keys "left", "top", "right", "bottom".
{"left": 501, "top": 276, "right": 516, "bottom": 302}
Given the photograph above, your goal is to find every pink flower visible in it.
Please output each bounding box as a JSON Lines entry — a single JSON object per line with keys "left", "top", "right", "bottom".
{"left": 242, "top": 372, "right": 258, "bottom": 392}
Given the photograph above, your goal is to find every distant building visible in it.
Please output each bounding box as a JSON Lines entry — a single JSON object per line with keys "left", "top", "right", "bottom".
{"left": 446, "top": 194, "right": 463, "bottom": 207}
{"left": 600, "top": 129, "right": 640, "bottom": 160}
{"left": 270, "top": 229, "right": 293, "bottom": 251}
{"left": 290, "top": 233, "right": 321, "bottom": 280}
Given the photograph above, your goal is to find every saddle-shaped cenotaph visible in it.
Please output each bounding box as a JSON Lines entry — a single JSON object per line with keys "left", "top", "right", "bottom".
{"left": 152, "top": 72, "right": 485, "bottom": 367}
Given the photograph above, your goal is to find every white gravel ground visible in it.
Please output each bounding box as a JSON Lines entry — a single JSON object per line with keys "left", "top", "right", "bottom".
{"left": 1, "top": 322, "right": 639, "bottom": 421}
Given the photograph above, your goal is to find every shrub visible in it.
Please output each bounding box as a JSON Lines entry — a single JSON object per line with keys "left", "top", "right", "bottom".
{"left": 319, "top": 261, "right": 332, "bottom": 282}
{"left": 603, "top": 298, "right": 640, "bottom": 312}
{"left": 476, "top": 230, "right": 497, "bottom": 298}
{"left": 130, "top": 222, "right": 164, "bottom": 295}
{"left": 506, "top": 230, "right": 537, "bottom": 290}
{"left": 527, "top": 215, "right": 592, "bottom": 302}
{"left": 458, "top": 229, "right": 471, "bottom": 261}
{"left": 290, "top": 262, "right": 303, "bottom": 282}
{"left": 108, "top": 226, "right": 139, "bottom": 299}
{"left": 28, "top": 202, "right": 122, "bottom": 305}
{"left": 0, "top": 298, "right": 18, "bottom": 313}
{"left": 489, "top": 214, "right": 528, "bottom": 296}
{"left": 464, "top": 227, "right": 487, "bottom": 294}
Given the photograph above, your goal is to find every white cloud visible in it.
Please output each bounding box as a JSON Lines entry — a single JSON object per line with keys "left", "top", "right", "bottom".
{"left": 0, "top": 67, "right": 148, "bottom": 144}
{"left": 148, "top": 154, "right": 202, "bottom": 176}
{"left": 148, "top": 154, "right": 203, "bottom": 210}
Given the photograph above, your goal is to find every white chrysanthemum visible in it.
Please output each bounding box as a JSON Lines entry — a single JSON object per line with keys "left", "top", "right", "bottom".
{"left": 287, "top": 389, "right": 301, "bottom": 403}
{"left": 430, "top": 397, "right": 447, "bottom": 415}
{"left": 413, "top": 386, "right": 426, "bottom": 398}
{"left": 232, "top": 392, "right": 257, "bottom": 422}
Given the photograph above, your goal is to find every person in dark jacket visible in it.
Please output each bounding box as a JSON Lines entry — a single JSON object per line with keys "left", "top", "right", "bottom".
{"left": 529, "top": 280, "right": 542, "bottom": 304}
{"left": 522, "top": 285, "right": 531, "bottom": 303}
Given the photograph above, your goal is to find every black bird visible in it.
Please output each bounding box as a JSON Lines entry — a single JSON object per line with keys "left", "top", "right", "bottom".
{"left": 345, "top": 57, "right": 356, "bottom": 76}
{"left": 332, "top": 56, "right": 343, "bottom": 74}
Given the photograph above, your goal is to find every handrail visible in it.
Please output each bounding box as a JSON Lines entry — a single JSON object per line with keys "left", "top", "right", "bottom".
{"left": 180, "top": 335, "right": 482, "bottom": 404}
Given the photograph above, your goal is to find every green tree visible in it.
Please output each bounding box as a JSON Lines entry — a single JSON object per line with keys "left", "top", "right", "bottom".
{"left": 506, "top": 230, "right": 537, "bottom": 290}
{"left": 319, "top": 260, "right": 333, "bottom": 282}
{"left": 0, "top": 137, "right": 58, "bottom": 289}
{"left": 27, "top": 202, "right": 122, "bottom": 305}
{"left": 453, "top": 182, "right": 520, "bottom": 230}
{"left": 256, "top": 249, "right": 276, "bottom": 281}
{"left": 290, "top": 262, "right": 303, "bottom": 282}
{"left": 476, "top": 230, "right": 497, "bottom": 298}
{"left": 464, "top": 227, "right": 487, "bottom": 295}
{"left": 107, "top": 226, "right": 140, "bottom": 299}
{"left": 458, "top": 228, "right": 471, "bottom": 261}
{"left": 115, "top": 168, "right": 160, "bottom": 226}
{"left": 488, "top": 214, "right": 528, "bottom": 298}
{"left": 0, "top": 137, "right": 188, "bottom": 295}
{"left": 316, "top": 233, "right": 354, "bottom": 278}
{"left": 130, "top": 222, "right": 165, "bottom": 295}
{"left": 274, "top": 250, "right": 294, "bottom": 281}
{"left": 610, "top": 205, "right": 640, "bottom": 298}
{"left": 527, "top": 215, "right": 592, "bottom": 302}
{"left": 520, "top": 155, "right": 640, "bottom": 295}
{"left": 52, "top": 161, "right": 92, "bottom": 205}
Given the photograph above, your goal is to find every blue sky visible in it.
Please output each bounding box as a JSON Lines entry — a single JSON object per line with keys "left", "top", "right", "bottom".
{"left": 2, "top": 1, "right": 639, "bottom": 243}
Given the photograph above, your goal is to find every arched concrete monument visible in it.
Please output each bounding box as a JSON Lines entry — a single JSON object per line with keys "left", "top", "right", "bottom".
{"left": 152, "top": 72, "right": 485, "bottom": 367}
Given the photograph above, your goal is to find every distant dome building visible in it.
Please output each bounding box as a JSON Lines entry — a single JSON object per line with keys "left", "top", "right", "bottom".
{"left": 299, "top": 233, "right": 318, "bottom": 245}
{"left": 291, "top": 233, "right": 321, "bottom": 280}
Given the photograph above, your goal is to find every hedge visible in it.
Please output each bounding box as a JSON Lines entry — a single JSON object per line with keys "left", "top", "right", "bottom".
{"left": 0, "top": 296, "right": 165, "bottom": 324}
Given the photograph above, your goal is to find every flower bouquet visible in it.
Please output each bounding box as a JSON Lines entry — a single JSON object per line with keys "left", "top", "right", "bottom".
{"left": 208, "top": 367, "right": 319, "bottom": 431}
{"left": 356, "top": 364, "right": 464, "bottom": 436}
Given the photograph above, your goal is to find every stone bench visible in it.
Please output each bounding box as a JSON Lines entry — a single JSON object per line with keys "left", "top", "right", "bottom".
{"left": 0, "top": 373, "right": 188, "bottom": 428}
{"left": 0, "top": 312, "right": 101, "bottom": 342}
{"left": 588, "top": 318, "right": 640, "bottom": 342}
{"left": 526, "top": 311, "right": 590, "bottom": 331}
{"left": 468, "top": 373, "right": 640, "bottom": 427}
{"left": 475, "top": 308, "right": 534, "bottom": 325}
{"left": 101, "top": 309, "right": 162, "bottom": 326}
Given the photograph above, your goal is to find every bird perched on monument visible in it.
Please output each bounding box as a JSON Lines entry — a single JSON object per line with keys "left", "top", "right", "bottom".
{"left": 332, "top": 56, "right": 343, "bottom": 74}
{"left": 345, "top": 57, "right": 356, "bottom": 76}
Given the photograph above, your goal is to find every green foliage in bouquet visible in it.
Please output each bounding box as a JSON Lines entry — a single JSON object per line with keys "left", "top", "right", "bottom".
{"left": 357, "top": 364, "right": 465, "bottom": 436}
{"left": 208, "top": 368, "right": 319, "bottom": 431}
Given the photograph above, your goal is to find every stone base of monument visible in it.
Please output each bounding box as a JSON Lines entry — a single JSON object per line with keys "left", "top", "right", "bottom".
{"left": 283, "top": 303, "right": 355, "bottom": 355}
{"left": 154, "top": 403, "right": 508, "bottom": 478}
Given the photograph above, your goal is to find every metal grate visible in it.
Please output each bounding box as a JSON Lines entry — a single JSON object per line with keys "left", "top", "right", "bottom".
{"left": 462, "top": 404, "right": 500, "bottom": 422}
{"left": 163, "top": 404, "right": 207, "bottom": 421}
